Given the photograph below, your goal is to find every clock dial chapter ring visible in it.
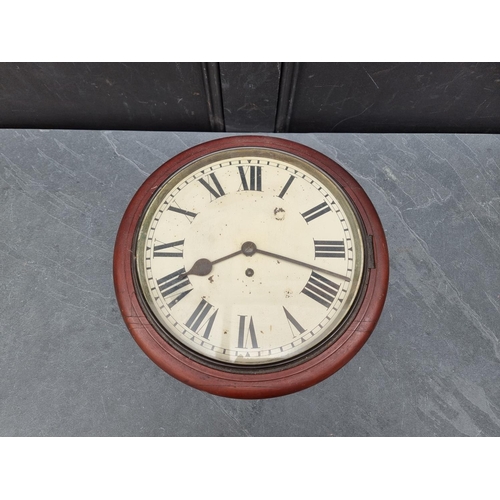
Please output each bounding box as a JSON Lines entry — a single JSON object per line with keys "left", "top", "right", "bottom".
{"left": 114, "top": 136, "right": 388, "bottom": 399}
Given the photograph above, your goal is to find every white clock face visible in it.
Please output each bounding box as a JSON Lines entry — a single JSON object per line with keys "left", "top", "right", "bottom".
{"left": 135, "top": 148, "right": 365, "bottom": 366}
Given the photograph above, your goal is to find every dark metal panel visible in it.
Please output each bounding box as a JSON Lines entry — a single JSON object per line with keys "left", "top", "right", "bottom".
{"left": 0, "top": 62, "right": 213, "bottom": 131}
{"left": 219, "top": 62, "right": 281, "bottom": 132}
{"left": 287, "top": 62, "right": 500, "bottom": 133}
{"left": 2, "top": 62, "right": 500, "bottom": 134}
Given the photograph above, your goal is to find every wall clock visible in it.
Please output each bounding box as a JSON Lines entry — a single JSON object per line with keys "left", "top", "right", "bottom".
{"left": 113, "top": 136, "right": 389, "bottom": 399}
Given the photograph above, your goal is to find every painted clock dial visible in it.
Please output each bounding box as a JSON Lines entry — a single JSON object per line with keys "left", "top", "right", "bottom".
{"left": 114, "top": 136, "right": 389, "bottom": 398}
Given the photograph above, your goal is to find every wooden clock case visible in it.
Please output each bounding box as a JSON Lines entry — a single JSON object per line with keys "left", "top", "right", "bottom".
{"left": 113, "top": 136, "right": 389, "bottom": 399}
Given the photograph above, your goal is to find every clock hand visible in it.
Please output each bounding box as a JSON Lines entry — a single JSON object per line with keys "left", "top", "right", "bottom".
{"left": 182, "top": 248, "right": 244, "bottom": 277}
{"left": 254, "top": 246, "right": 351, "bottom": 282}
{"left": 183, "top": 242, "right": 260, "bottom": 276}
{"left": 182, "top": 241, "right": 350, "bottom": 282}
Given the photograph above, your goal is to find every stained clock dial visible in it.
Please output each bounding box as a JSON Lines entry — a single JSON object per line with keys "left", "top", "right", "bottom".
{"left": 134, "top": 148, "right": 365, "bottom": 367}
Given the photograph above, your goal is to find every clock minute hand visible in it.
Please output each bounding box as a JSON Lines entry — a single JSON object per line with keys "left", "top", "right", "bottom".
{"left": 254, "top": 247, "right": 351, "bottom": 282}
{"left": 182, "top": 242, "right": 350, "bottom": 282}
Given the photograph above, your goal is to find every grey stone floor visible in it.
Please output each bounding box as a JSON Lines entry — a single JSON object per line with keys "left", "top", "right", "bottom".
{"left": 1, "top": 130, "right": 499, "bottom": 436}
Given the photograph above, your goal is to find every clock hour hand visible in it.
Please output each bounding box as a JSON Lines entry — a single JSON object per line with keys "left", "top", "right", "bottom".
{"left": 182, "top": 248, "right": 243, "bottom": 277}
{"left": 253, "top": 245, "right": 351, "bottom": 282}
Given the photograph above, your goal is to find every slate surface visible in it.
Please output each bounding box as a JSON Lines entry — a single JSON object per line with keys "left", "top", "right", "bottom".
{"left": 1, "top": 130, "right": 499, "bottom": 436}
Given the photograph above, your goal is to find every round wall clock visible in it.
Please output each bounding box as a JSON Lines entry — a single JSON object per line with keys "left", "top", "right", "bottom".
{"left": 114, "top": 136, "right": 389, "bottom": 399}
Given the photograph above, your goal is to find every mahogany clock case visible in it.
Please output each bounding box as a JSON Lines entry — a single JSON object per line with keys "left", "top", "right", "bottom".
{"left": 113, "top": 136, "right": 389, "bottom": 398}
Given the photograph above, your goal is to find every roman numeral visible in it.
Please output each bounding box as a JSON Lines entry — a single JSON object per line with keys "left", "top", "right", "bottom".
{"left": 301, "top": 271, "right": 339, "bottom": 308}
{"left": 153, "top": 239, "right": 184, "bottom": 258}
{"left": 283, "top": 307, "right": 306, "bottom": 337}
{"left": 238, "top": 165, "right": 262, "bottom": 191}
{"left": 156, "top": 268, "right": 192, "bottom": 307}
{"left": 278, "top": 174, "right": 295, "bottom": 198}
{"left": 198, "top": 172, "right": 225, "bottom": 199}
{"left": 167, "top": 205, "right": 198, "bottom": 221}
{"left": 314, "top": 240, "right": 345, "bottom": 259}
{"left": 237, "top": 315, "right": 259, "bottom": 349}
{"left": 185, "top": 299, "right": 218, "bottom": 339}
{"left": 301, "top": 201, "right": 331, "bottom": 223}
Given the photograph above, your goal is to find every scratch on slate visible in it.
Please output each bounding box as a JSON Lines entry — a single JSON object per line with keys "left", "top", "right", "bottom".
{"left": 135, "top": 140, "right": 168, "bottom": 161}
{"left": 53, "top": 138, "right": 84, "bottom": 161}
{"left": 101, "top": 132, "right": 149, "bottom": 177}
{"left": 200, "top": 392, "right": 252, "bottom": 436}
{"left": 332, "top": 103, "right": 375, "bottom": 131}
{"left": 172, "top": 132, "right": 190, "bottom": 149}
{"left": 37, "top": 149, "right": 77, "bottom": 178}
{"left": 101, "top": 395, "right": 108, "bottom": 419}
